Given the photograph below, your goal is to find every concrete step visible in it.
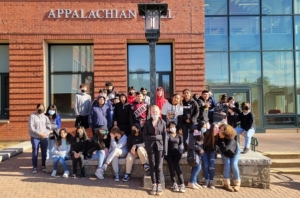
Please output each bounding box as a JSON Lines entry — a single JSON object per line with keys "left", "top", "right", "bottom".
{"left": 271, "top": 159, "right": 300, "bottom": 168}
{"left": 270, "top": 168, "right": 300, "bottom": 175}
{"left": 262, "top": 152, "right": 300, "bottom": 159}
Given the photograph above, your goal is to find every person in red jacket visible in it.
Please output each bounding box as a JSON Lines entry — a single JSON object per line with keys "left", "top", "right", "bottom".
{"left": 127, "top": 86, "right": 136, "bottom": 104}
{"left": 156, "top": 87, "right": 167, "bottom": 110}
{"left": 130, "top": 92, "right": 150, "bottom": 128}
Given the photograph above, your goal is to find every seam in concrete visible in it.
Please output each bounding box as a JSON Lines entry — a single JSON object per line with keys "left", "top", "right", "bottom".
{"left": 0, "top": 141, "right": 31, "bottom": 162}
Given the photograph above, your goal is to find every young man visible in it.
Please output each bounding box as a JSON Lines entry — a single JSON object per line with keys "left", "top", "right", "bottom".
{"left": 106, "top": 82, "right": 118, "bottom": 102}
{"left": 130, "top": 92, "right": 150, "bottom": 128}
{"left": 113, "top": 93, "right": 132, "bottom": 136}
{"left": 140, "top": 87, "right": 150, "bottom": 104}
{"left": 74, "top": 84, "right": 91, "bottom": 129}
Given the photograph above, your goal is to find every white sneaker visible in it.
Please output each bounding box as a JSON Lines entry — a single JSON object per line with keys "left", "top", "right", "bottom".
{"left": 51, "top": 170, "right": 57, "bottom": 177}
{"left": 114, "top": 173, "right": 120, "bottom": 182}
{"left": 62, "top": 171, "right": 69, "bottom": 178}
{"left": 187, "top": 182, "right": 199, "bottom": 189}
{"left": 32, "top": 168, "right": 37, "bottom": 174}
{"left": 181, "top": 152, "right": 188, "bottom": 158}
{"left": 95, "top": 168, "right": 104, "bottom": 179}
{"left": 194, "top": 183, "right": 203, "bottom": 189}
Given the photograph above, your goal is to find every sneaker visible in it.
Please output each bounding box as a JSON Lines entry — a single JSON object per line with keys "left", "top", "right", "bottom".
{"left": 143, "top": 164, "right": 150, "bottom": 172}
{"left": 173, "top": 183, "right": 179, "bottom": 192}
{"left": 187, "top": 182, "right": 199, "bottom": 190}
{"left": 95, "top": 168, "right": 104, "bottom": 179}
{"left": 194, "top": 183, "right": 202, "bottom": 189}
{"left": 181, "top": 152, "right": 187, "bottom": 158}
{"left": 101, "top": 164, "right": 108, "bottom": 171}
{"left": 51, "top": 170, "right": 57, "bottom": 177}
{"left": 81, "top": 174, "right": 86, "bottom": 178}
{"left": 114, "top": 173, "right": 120, "bottom": 182}
{"left": 242, "top": 148, "right": 250, "bottom": 154}
{"left": 157, "top": 184, "right": 163, "bottom": 196}
{"left": 150, "top": 184, "right": 157, "bottom": 195}
{"left": 70, "top": 174, "right": 76, "bottom": 179}
{"left": 62, "top": 171, "right": 69, "bottom": 178}
{"left": 202, "top": 180, "right": 209, "bottom": 188}
{"left": 32, "top": 168, "right": 37, "bottom": 174}
{"left": 42, "top": 166, "right": 46, "bottom": 172}
{"left": 179, "top": 184, "right": 186, "bottom": 193}
{"left": 209, "top": 183, "right": 215, "bottom": 189}
{"left": 123, "top": 173, "right": 131, "bottom": 182}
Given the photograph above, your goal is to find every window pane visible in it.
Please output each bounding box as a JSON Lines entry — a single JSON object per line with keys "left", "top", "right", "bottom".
{"left": 262, "top": 16, "right": 292, "bottom": 50}
{"left": 229, "top": 0, "right": 260, "bottom": 15}
{"left": 205, "top": 17, "right": 228, "bottom": 51}
{"left": 294, "top": 16, "right": 300, "bottom": 49}
{"left": 296, "top": 51, "right": 300, "bottom": 114}
{"left": 0, "top": 45, "right": 9, "bottom": 73}
{"left": 262, "top": 0, "right": 292, "bottom": 14}
{"left": 251, "top": 85, "right": 263, "bottom": 127}
{"left": 263, "top": 51, "right": 295, "bottom": 114}
{"left": 295, "top": 0, "right": 300, "bottom": 14}
{"left": 205, "top": 0, "right": 227, "bottom": 15}
{"left": 205, "top": 52, "right": 229, "bottom": 84}
{"left": 51, "top": 45, "right": 94, "bottom": 72}
{"left": 230, "top": 52, "right": 261, "bottom": 84}
{"left": 266, "top": 115, "right": 296, "bottom": 126}
{"left": 230, "top": 17, "right": 260, "bottom": 50}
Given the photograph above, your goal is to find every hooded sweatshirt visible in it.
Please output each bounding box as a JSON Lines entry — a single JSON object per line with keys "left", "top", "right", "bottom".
{"left": 74, "top": 92, "right": 91, "bottom": 116}
{"left": 107, "top": 87, "right": 118, "bottom": 100}
{"left": 156, "top": 87, "right": 167, "bottom": 110}
{"left": 130, "top": 100, "right": 150, "bottom": 127}
{"left": 113, "top": 94, "right": 131, "bottom": 125}
{"left": 127, "top": 124, "right": 145, "bottom": 151}
{"left": 182, "top": 98, "right": 199, "bottom": 125}
{"left": 28, "top": 112, "right": 52, "bottom": 139}
{"left": 89, "top": 95, "right": 111, "bottom": 129}
{"left": 161, "top": 99, "right": 183, "bottom": 126}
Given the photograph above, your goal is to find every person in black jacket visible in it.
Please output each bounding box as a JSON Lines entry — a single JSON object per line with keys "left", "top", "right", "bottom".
{"left": 213, "top": 94, "right": 229, "bottom": 124}
{"left": 123, "top": 123, "right": 149, "bottom": 182}
{"left": 227, "top": 97, "right": 241, "bottom": 128}
{"left": 113, "top": 93, "right": 131, "bottom": 136}
{"left": 143, "top": 105, "right": 168, "bottom": 196}
{"left": 217, "top": 124, "right": 241, "bottom": 192}
{"left": 70, "top": 127, "right": 89, "bottom": 178}
{"left": 182, "top": 89, "right": 199, "bottom": 153}
{"left": 165, "top": 122, "right": 185, "bottom": 193}
{"left": 198, "top": 90, "right": 212, "bottom": 129}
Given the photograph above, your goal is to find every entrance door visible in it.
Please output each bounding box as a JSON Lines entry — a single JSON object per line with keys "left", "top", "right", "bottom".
{"left": 210, "top": 88, "right": 251, "bottom": 104}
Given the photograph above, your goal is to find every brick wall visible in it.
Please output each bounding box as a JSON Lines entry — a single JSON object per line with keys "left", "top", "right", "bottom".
{"left": 0, "top": 0, "right": 205, "bottom": 140}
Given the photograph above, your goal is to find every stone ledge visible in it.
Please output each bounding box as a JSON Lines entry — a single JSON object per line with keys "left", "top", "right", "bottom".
{"left": 0, "top": 120, "right": 9, "bottom": 124}
{"left": 0, "top": 141, "right": 31, "bottom": 162}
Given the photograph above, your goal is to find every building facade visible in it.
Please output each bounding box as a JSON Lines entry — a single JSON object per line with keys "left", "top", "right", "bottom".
{"left": 0, "top": 0, "right": 205, "bottom": 140}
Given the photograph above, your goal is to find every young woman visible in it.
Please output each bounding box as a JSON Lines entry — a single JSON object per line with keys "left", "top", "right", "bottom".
{"left": 28, "top": 103, "right": 51, "bottom": 174}
{"left": 187, "top": 121, "right": 205, "bottom": 190}
{"left": 202, "top": 123, "right": 219, "bottom": 189}
{"left": 182, "top": 89, "right": 199, "bottom": 153}
{"left": 127, "top": 86, "right": 136, "bottom": 104}
{"left": 123, "top": 123, "right": 149, "bottom": 182}
{"left": 100, "top": 126, "right": 128, "bottom": 181}
{"left": 70, "top": 127, "right": 89, "bottom": 178}
{"left": 143, "top": 105, "right": 168, "bottom": 196}
{"left": 235, "top": 102, "right": 255, "bottom": 154}
{"left": 51, "top": 128, "right": 73, "bottom": 178}
{"left": 217, "top": 124, "right": 241, "bottom": 192}
{"left": 161, "top": 93, "right": 183, "bottom": 129}
{"left": 156, "top": 87, "right": 167, "bottom": 110}
{"left": 113, "top": 93, "right": 132, "bottom": 136}
{"left": 165, "top": 122, "right": 185, "bottom": 193}
{"left": 45, "top": 104, "right": 61, "bottom": 159}
{"left": 227, "top": 97, "right": 241, "bottom": 128}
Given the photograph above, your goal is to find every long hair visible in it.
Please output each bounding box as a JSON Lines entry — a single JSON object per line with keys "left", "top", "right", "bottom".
{"left": 95, "top": 129, "right": 107, "bottom": 150}
{"left": 56, "top": 128, "right": 73, "bottom": 147}
{"left": 219, "top": 123, "right": 236, "bottom": 139}
{"left": 75, "top": 126, "right": 88, "bottom": 142}
{"left": 167, "top": 121, "right": 181, "bottom": 137}
{"left": 45, "top": 104, "right": 58, "bottom": 120}
{"left": 204, "top": 123, "right": 218, "bottom": 149}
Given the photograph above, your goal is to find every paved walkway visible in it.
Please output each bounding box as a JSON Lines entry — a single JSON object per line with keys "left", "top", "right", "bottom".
{"left": 0, "top": 133, "right": 299, "bottom": 198}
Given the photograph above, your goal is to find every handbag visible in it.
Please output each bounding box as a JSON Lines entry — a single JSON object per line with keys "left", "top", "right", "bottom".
{"left": 187, "top": 148, "right": 200, "bottom": 167}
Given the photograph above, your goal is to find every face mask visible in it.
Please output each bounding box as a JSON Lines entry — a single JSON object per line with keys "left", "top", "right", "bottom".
{"left": 129, "top": 92, "right": 134, "bottom": 96}
{"left": 37, "top": 109, "right": 44, "bottom": 114}
{"left": 201, "top": 128, "right": 207, "bottom": 133}
{"left": 244, "top": 106, "right": 249, "bottom": 111}
{"left": 81, "top": 89, "right": 86, "bottom": 93}
{"left": 152, "top": 115, "right": 159, "bottom": 120}
{"left": 48, "top": 110, "right": 55, "bottom": 115}
{"left": 170, "top": 127, "right": 176, "bottom": 133}
{"left": 78, "top": 131, "right": 83, "bottom": 138}
{"left": 131, "top": 129, "right": 137, "bottom": 134}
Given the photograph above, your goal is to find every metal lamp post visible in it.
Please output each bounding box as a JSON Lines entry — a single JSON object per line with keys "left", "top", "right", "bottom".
{"left": 138, "top": 3, "right": 168, "bottom": 105}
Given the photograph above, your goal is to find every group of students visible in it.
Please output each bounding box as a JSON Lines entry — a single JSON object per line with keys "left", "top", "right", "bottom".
{"left": 28, "top": 82, "right": 255, "bottom": 196}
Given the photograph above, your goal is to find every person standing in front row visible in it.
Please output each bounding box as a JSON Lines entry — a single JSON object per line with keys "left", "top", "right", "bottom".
{"left": 28, "top": 103, "right": 52, "bottom": 174}
{"left": 143, "top": 105, "right": 168, "bottom": 196}
{"left": 74, "top": 83, "right": 91, "bottom": 129}
{"left": 182, "top": 89, "right": 199, "bottom": 154}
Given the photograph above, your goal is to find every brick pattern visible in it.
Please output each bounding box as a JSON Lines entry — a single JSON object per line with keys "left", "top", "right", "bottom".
{"left": 0, "top": 0, "right": 205, "bottom": 140}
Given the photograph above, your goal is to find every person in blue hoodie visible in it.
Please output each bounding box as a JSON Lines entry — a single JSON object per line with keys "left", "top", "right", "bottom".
{"left": 89, "top": 95, "right": 112, "bottom": 136}
{"left": 45, "top": 104, "right": 61, "bottom": 159}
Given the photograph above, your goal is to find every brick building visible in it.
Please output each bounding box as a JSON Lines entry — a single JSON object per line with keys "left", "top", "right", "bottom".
{"left": 0, "top": 0, "right": 205, "bottom": 140}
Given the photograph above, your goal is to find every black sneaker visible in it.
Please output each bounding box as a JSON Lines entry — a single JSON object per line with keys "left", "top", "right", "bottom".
{"left": 242, "top": 148, "right": 250, "bottom": 154}
{"left": 42, "top": 166, "right": 46, "bottom": 172}
{"left": 123, "top": 173, "right": 131, "bottom": 182}
{"left": 143, "top": 164, "right": 150, "bottom": 172}
{"left": 81, "top": 174, "right": 86, "bottom": 178}
{"left": 157, "top": 184, "right": 163, "bottom": 196}
{"left": 71, "top": 174, "right": 76, "bottom": 179}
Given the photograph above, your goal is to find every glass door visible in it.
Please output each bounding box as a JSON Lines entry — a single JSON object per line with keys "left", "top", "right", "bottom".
{"left": 210, "top": 88, "right": 250, "bottom": 105}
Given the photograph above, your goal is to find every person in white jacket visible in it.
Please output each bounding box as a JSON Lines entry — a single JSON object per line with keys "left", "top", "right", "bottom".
{"left": 51, "top": 128, "right": 73, "bottom": 178}
{"left": 100, "top": 126, "right": 128, "bottom": 181}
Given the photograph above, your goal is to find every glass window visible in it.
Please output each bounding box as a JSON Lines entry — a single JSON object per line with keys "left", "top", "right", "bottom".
{"left": 262, "top": 16, "right": 293, "bottom": 50}
{"left": 265, "top": 115, "right": 296, "bottom": 126}
{"left": 295, "top": 0, "right": 300, "bottom": 14}
{"left": 205, "top": 17, "right": 228, "bottom": 51}
{"left": 296, "top": 51, "right": 300, "bottom": 114}
{"left": 205, "top": 52, "right": 229, "bottom": 84}
{"left": 251, "top": 85, "right": 263, "bottom": 127}
{"left": 229, "top": 0, "right": 260, "bottom": 15}
{"left": 205, "top": 0, "right": 227, "bottom": 15}
{"left": 0, "top": 45, "right": 9, "bottom": 119}
{"left": 263, "top": 51, "right": 295, "bottom": 114}
{"left": 50, "top": 45, "right": 94, "bottom": 118}
{"left": 128, "top": 44, "right": 173, "bottom": 98}
{"left": 262, "top": 0, "right": 292, "bottom": 14}
{"left": 230, "top": 17, "right": 260, "bottom": 51}
{"left": 294, "top": 16, "right": 300, "bottom": 50}
{"left": 230, "top": 52, "right": 261, "bottom": 84}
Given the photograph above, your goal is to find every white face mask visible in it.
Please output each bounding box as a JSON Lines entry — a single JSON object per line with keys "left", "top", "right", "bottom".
{"left": 170, "top": 127, "right": 176, "bottom": 133}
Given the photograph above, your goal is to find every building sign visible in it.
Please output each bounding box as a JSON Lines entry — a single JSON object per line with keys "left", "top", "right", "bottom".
{"left": 47, "top": 9, "right": 174, "bottom": 19}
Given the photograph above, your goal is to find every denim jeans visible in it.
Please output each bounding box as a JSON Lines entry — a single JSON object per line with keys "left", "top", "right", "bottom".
{"left": 235, "top": 127, "right": 255, "bottom": 148}
{"left": 202, "top": 151, "right": 215, "bottom": 180}
{"left": 222, "top": 146, "right": 240, "bottom": 180}
{"left": 189, "top": 155, "right": 201, "bottom": 183}
{"left": 47, "top": 139, "right": 55, "bottom": 160}
{"left": 97, "top": 150, "right": 106, "bottom": 168}
{"left": 31, "top": 137, "right": 48, "bottom": 168}
{"left": 53, "top": 156, "right": 69, "bottom": 171}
